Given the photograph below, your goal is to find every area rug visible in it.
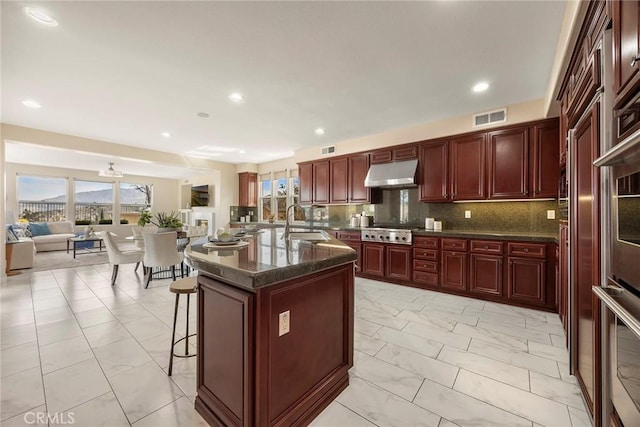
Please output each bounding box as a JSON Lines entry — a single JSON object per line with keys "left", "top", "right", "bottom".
{"left": 29, "top": 249, "right": 110, "bottom": 272}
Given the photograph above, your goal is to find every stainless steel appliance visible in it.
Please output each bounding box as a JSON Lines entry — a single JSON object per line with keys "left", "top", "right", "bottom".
{"left": 360, "top": 228, "right": 412, "bottom": 245}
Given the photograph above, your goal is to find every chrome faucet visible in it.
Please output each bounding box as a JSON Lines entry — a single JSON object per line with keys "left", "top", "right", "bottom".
{"left": 283, "top": 204, "right": 323, "bottom": 239}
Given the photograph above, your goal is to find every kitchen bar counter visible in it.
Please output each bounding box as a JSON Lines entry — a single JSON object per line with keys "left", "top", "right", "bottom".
{"left": 187, "top": 228, "right": 356, "bottom": 427}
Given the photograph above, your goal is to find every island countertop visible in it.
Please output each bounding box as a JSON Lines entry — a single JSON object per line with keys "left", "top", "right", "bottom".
{"left": 184, "top": 228, "right": 357, "bottom": 291}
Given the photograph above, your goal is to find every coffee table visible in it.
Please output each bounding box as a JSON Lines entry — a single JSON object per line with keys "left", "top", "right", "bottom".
{"left": 67, "top": 236, "right": 104, "bottom": 259}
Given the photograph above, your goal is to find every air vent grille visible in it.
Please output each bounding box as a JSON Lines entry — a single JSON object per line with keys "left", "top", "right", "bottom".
{"left": 321, "top": 145, "right": 336, "bottom": 155}
{"left": 473, "top": 108, "right": 507, "bottom": 127}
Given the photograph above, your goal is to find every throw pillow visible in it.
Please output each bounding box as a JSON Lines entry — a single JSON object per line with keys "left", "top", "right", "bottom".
{"left": 10, "top": 223, "right": 30, "bottom": 237}
{"left": 6, "top": 226, "right": 18, "bottom": 242}
{"left": 28, "top": 222, "right": 51, "bottom": 237}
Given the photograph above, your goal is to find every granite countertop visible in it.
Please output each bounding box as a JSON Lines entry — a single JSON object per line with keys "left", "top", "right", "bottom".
{"left": 230, "top": 222, "right": 558, "bottom": 243}
{"left": 184, "top": 228, "right": 356, "bottom": 291}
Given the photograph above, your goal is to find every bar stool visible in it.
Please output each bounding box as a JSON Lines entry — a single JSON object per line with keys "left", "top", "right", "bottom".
{"left": 168, "top": 277, "right": 197, "bottom": 376}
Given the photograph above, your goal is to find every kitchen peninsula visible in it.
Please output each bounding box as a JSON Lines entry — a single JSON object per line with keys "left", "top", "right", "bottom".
{"left": 184, "top": 229, "right": 356, "bottom": 427}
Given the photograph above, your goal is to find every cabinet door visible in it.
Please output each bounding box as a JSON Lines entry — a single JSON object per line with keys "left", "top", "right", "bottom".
{"left": 559, "top": 222, "right": 569, "bottom": 338}
{"left": 488, "top": 126, "right": 529, "bottom": 199}
{"left": 330, "top": 158, "right": 348, "bottom": 204}
{"left": 470, "top": 254, "right": 503, "bottom": 297}
{"left": 441, "top": 251, "right": 467, "bottom": 291}
{"left": 507, "top": 257, "right": 545, "bottom": 305}
{"left": 385, "top": 246, "right": 411, "bottom": 282}
{"left": 392, "top": 146, "right": 418, "bottom": 160}
{"left": 299, "top": 163, "right": 313, "bottom": 204}
{"left": 532, "top": 120, "right": 560, "bottom": 198}
{"left": 613, "top": 0, "right": 640, "bottom": 104}
{"left": 313, "top": 161, "right": 330, "bottom": 204}
{"left": 450, "top": 134, "right": 486, "bottom": 200}
{"left": 346, "top": 242, "right": 362, "bottom": 273}
{"left": 370, "top": 150, "right": 392, "bottom": 164}
{"left": 348, "top": 154, "right": 371, "bottom": 203}
{"left": 238, "top": 172, "right": 257, "bottom": 207}
{"left": 419, "top": 140, "right": 449, "bottom": 202}
{"left": 362, "top": 243, "right": 385, "bottom": 277}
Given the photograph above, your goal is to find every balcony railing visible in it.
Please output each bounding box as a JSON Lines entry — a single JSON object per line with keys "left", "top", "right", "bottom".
{"left": 18, "top": 201, "right": 147, "bottom": 223}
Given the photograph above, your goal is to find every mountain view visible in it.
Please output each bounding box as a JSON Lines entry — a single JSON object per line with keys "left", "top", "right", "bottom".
{"left": 42, "top": 187, "right": 148, "bottom": 204}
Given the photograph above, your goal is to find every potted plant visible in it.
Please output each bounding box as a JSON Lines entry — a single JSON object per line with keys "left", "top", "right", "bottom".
{"left": 137, "top": 210, "right": 152, "bottom": 227}
{"left": 152, "top": 211, "right": 183, "bottom": 232}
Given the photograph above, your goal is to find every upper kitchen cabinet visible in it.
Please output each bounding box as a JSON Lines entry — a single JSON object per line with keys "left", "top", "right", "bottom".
{"left": 613, "top": 0, "right": 640, "bottom": 143}
{"left": 531, "top": 119, "right": 560, "bottom": 198}
{"left": 419, "top": 140, "right": 449, "bottom": 202}
{"left": 330, "top": 157, "right": 349, "bottom": 203}
{"left": 348, "top": 153, "right": 377, "bottom": 203}
{"left": 312, "top": 160, "right": 331, "bottom": 204}
{"left": 487, "top": 126, "right": 529, "bottom": 199}
{"left": 299, "top": 162, "right": 314, "bottom": 204}
{"left": 370, "top": 145, "right": 418, "bottom": 164}
{"left": 238, "top": 172, "right": 258, "bottom": 207}
{"left": 450, "top": 134, "right": 487, "bottom": 200}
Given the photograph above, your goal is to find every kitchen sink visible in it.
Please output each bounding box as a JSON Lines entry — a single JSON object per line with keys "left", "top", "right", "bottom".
{"left": 287, "top": 232, "right": 330, "bottom": 242}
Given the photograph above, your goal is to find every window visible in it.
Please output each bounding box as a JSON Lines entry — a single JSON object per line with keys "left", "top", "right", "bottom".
{"left": 259, "top": 170, "right": 301, "bottom": 222}
{"left": 274, "top": 171, "right": 287, "bottom": 221}
{"left": 74, "top": 180, "right": 113, "bottom": 225}
{"left": 17, "top": 175, "right": 67, "bottom": 222}
{"left": 260, "top": 174, "right": 272, "bottom": 221}
{"left": 120, "top": 183, "right": 152, "bottom": 225}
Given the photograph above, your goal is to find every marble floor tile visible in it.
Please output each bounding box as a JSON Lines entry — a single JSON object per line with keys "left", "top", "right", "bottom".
{"left": 39, "top": 335, "right": 94, "bottom": 374}
{"left": 164, "top": 357, "right": 197, "bottom": 399}
{"left": 132, "top": 396, "right": 208, "bottom": 427}
{"left": 557, "top": 361, "right": 579, "bottom": 384}
{"left": 438, "top": 419, "right": 462, "bottom": 427}
{"left": 376, "top": 343, "right": 459, "bottom": 387}
{"left": 356, "top": 294, "right": 403, "bottom": 316}
{"left": 31, "top": 287, "right": 65, "bottom": 301}
{"left": 50, "top": 392, "right": 130, "bottom": 426}
{"left": 138, "top": 332, "right": 175, "bottom": 369}
{"left": 525, "top": 318, "right": 566, "bottom": 335}
{"left": 354, "top": 332, "right": 387, "bottom": 356}
{"left": 452, "top": 323, "right": 528, "bottom": 351}
{"left": 413, "top": 377, "right": 531, "bottom": 427}
{"left": 354, "top": 318, "right": 383, "bottom": 336}
{"left": 122, "top": 317, "right": 172, "bottom": 342}
{"left": 482, "top": 302, "right": 549, "bottom": 321}
{"left": 109, "top": 304, "right": 155, "bottom": 324}
{"left": 83, "top": 320, "right": 133, "bottom": 348}
{"left": 403, "top": 321, "right": 471, "bottom": 350}
{"left": 476, "top": 319, "right": 552, "bottom": 345}
{"left": 528, "top": 341, "right": 570, "bottom": 364}
{"left": 337, "top": 376, "right": 441, "bottom": 427}
{"left": 309, "top": 401, "right": 376, "bottom": 427}
{"left": 461, "top": 307, "right": 527, "bottom": 327}
{"left": 568, "top": 405, "right": 593, "bottom": 427}
{"left": 396, "top": 309, "right": 458, "bottom": 332}
{"left": 372, "top": 326, "right": 442, "bottom": 358}
{"left": 43, "top": 358, "right": 111, "bottom": 415}
{"left": 550, "top": 333, "right": 567, "bottom": 348}
{"left": 467, "top": 339, "right": 560, "bottom": 378}
{"left": 0, "top": 368, "right": 46, "bottom": 421}
{"left": 351, "top": 351, "right": 424, "bottom": 401}
{"left": 36, "top": 318, "right": 83, "bottom": 346}
{"left": 418, "top": 307, "right": 479, "bottom": 326}
{"left": 32, "top": 295, "right": 69, "bottom": 312}
{"left": 529, "top": 371, "right": 586, "bottom": 410}
{"left": 93, "top": 337, "right": 153, "bottom": 378}
{"left": 356, "top": 308, "right": 409, "bottom": 330}
{"left": 453, "top": 369, "right": 572, "bottom": 427}
{"left": 0, "top": 404, "right": 47, "bottom": 427}
{"left": 0, "top": 323, "right": 37, "bottom": 350}
{"left": 1, "top": 309, "right": 35, "bottom": 329}
{"left": 75, "top": 306, "right": 118, "bottom": 328}
{"left": 34, "top": 306, "right": 75, "bottom": 326}
{"left": 437, "top": 347, "right": 530, "bottom": 390}
{"left": 108, "top": 361, "right": 184, "bottom": 423}
{"left": 0, "top": 341, "right": 41, "bottom": 379}
{"left": 67, "top": 296, "right": 106, "bottom": 313}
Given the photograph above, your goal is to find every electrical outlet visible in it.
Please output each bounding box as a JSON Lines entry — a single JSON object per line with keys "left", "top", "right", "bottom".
{"left": 464, "top": 210, "right": 472, "bottom": 219}
{"left": 278, "top": 310, "right": 290, "bottom": 336}
{"left": 547, "top": 210, "right": 556, "bottom": 220}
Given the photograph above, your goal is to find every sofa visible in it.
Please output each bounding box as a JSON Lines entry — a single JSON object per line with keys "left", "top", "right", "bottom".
{"left": 10, "top": 221, "right": 76, "bottom": 253}
{"left": 9, "top": 238, "right": 36, "bottom": 270}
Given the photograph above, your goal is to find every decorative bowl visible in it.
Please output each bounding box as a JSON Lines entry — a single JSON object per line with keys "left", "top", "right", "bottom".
{"left": 217, "top": 232, "right": 233, "bottom": 242}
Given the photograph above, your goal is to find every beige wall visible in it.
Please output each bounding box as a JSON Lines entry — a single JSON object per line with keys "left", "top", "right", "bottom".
{"left": 5, "top": 162, "right": 181, "bottom": 236}
{"left": 1, "top": 137, "right": 6, "bottom": 276}
{"left": 183, "top": 169, "right": 237, "bottom": 228}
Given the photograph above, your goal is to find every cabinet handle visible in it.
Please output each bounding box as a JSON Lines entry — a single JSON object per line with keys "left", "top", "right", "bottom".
{"left": 484, "top": 245, "right": 488, "bottom": 249}
{"left": 632, "top": 55, "right": 640, "bottom": 67}
{"left": 523, "top": 248, "right": 529, "bottom": 253}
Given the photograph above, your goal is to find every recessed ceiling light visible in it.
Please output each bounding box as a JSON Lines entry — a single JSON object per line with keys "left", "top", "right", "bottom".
{"left": 22, "top": 100, "right": 42, "bottom": 109}
{"left": 24, "top": 7, "right": 59, "bottom": 26}
{"left": 196, "top": 112, "right": 210, "bottom": 118}
{"left": 472, "top": 82, "right": 490, "bottom": 93}
{"left": 229, "top": 93, "right": 243, "bottom": 103}
{"left": 239, "top": 150, "right": 246, "bottom": 154}
{"left": 161, "top": 132, "right": 171, "bottom": 138}
{"left": 315, "top": 128, "right": 325, "bottom": 135}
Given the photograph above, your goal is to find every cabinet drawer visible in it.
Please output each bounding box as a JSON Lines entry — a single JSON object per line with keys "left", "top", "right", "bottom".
{"left": 413, "top": 236, "right": 439, "bottom": 249}
{"left": 414, "top": 271, "right": 439, "bottom": 287}
{"left": 413, "top": 259, "right": 438, "bottom": 273}
{"left": 393, "top": 146, "right": 418, "bottom": 160}
{"left": 370, "top": 150, "right": 392, "bottom": 164}
{"left": 508, "top": 242, "right": 546, "bottom": 258}
{"left": 470, "top": 240, "right": 503, "bottom": 254}
{"left": 413, "top": 248, "right": 438, "bottom": 260}
{"left": 442, "top": 238, "right": 467, "bottom": 251}
{"left": 337, "top": 231, "right": 361, "bottom": 242}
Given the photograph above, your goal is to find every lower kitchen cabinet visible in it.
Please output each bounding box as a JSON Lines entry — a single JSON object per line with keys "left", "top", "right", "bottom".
{"left": 345, "top": 242, "right": 362, "bottom": 273}
{"left": 469, "top": 254, "right": 503, "bottom": 297}
{"left": 507, "top": 257, "right": 546, "bottom": 305}
{"left": 386, "top": 246, "right": 412, "bottom": 282}
{"left": 441, "top": 251, "right": 467, "bottom": 291}
{"left": 362, "top": 243, "right": 385, "bottom": 277}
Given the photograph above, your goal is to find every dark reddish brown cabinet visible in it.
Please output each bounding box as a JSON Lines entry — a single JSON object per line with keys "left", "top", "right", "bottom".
{"left": 413, "top": 237, "right": 439, "bottom": 288}
{"left": 487, "top": 126, "right": 529, "bottom": 199}
{"left": 330, "top": 158, "right": 348, "bottom": 204}
{"left": 469, "top": 240, "right": 504, "bottom": 297}
{"left": 312, "top": 161, "right": 330, "bottom": 204}
{"left": 559, "top": 221, "right": 569, "bottom": 340}
{"left": 337, "top": 232, "right": 362, "bottom": 273}
{"left": 450, "top": 134, "right": 486, "bottom": 200}
{"left": 238, "top": 172, "right": 258, "bottom": 207}
{"left": 531, "top": 120, "right": 560, "bottom": 198}
{"left": 362, "top": 243, "right": 385, "bottom": 277}
{"left": 348, "top": 153, "right": 372, "bottom": 203}
{"left": 419, "top": 140, "right": 449, "bottom": 202}
{"left": 385, "top": 246, "right": 412, "bottom": 282}
{"left": 613, "top": 0, "right": 640, "bottom": 105}
{"left": 507, "top": 242, "right": 546, "bottom": 305}
{"left": 299, "top": 162, "right": 313, "bottom": 204}
{"left": 440, "top": 238, "right": 468, "bottom": 291}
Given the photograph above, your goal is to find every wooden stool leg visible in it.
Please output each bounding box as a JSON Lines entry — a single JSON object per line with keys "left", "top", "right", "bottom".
{"left": 185, "top": 293, "right": 190, "bottom": 356}
{"left": 171, "top": 265, "right": 176, "bottom": 281}
{"left": 168, "top": 293, "right": 180, "bottom": 376}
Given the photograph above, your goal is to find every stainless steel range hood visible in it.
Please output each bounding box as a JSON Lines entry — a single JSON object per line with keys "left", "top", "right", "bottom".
{"left": 364, "top": 159, "right": 418, "bottom": 188}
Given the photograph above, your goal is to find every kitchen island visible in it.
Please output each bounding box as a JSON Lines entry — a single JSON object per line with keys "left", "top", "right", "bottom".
{"left": 184, "top": 229, "right": 356, "bottom": 427}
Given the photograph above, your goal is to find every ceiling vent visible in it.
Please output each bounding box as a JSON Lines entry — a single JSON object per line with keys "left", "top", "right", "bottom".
{"left": 473, "top": 108, "right": 507, "bottom": 127}
{"left": 321, "top": 145, "right": 336, "bottom": 156}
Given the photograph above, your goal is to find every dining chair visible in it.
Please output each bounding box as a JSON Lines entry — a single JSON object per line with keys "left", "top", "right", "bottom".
{"left": 142, "top": 231, "right": 184, "bottom": 288}
{"left": 101, "top": 231, "right": 145, "bottom": 286}
{"left": 131, "top": 226, "right": 146, "bottom": 250}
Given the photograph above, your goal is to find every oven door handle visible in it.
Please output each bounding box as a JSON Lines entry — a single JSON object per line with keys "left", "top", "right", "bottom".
{"left": 593, "top": 286, "right": 640, "bottom": 339}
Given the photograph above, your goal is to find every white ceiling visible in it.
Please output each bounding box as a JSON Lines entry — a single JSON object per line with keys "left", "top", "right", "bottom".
{"left": 2, "top": 0, "right": 567, "bottom": 175}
